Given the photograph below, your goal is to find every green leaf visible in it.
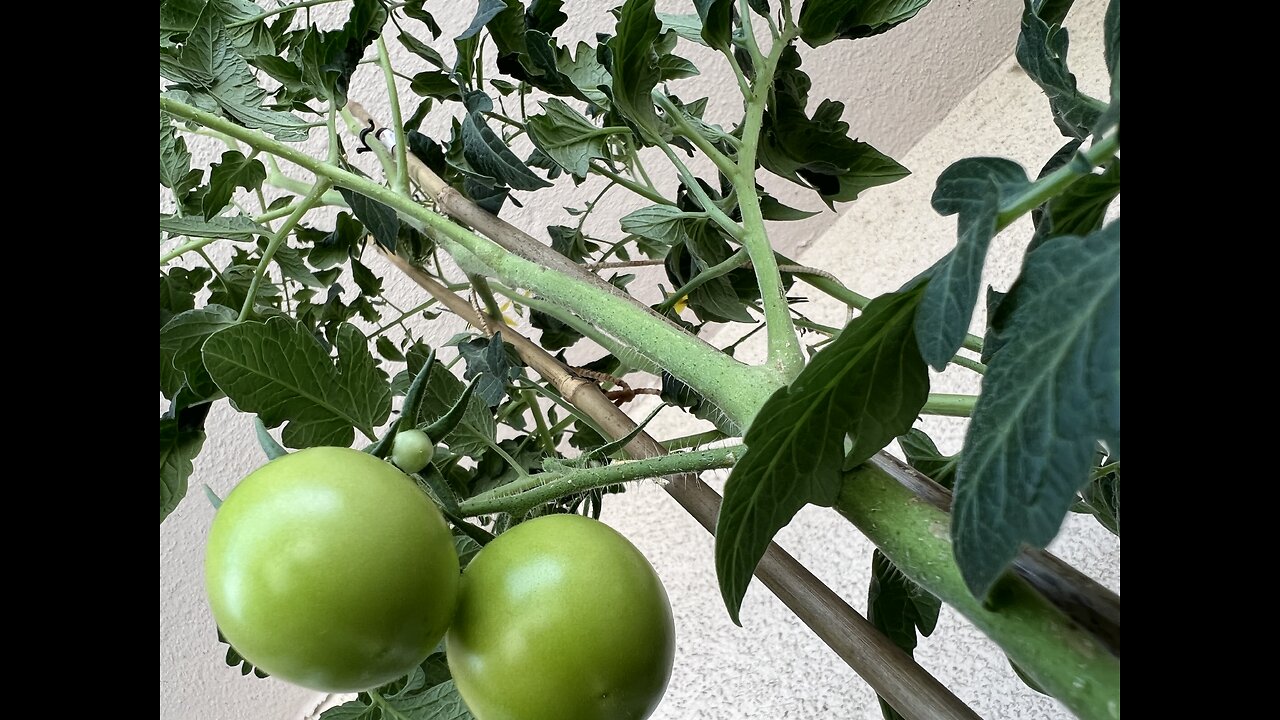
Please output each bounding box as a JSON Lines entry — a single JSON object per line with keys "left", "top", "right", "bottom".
{"left": 457, "top": 333, "right": 522, "bottom": 407}
{"left": 160, "top": 404, "right": 209, "bottom": 523}
{"left": 159, "top": 4, "right": 309, "bottom": 141}
{"left": 525, "top": 99, "right": 612, "bottom": 179}
{"left": 160, "top": 213, "right": 268, "bottom": 240}
{"left": 530, "top": 310, "right": 583, "bottom": 351}
{"left": 160, "top": 304, "right": 238, "bottom": 403}
{"left": 953, "top": 221, "right": 1120, "bottom": 596}
{"left": 660, "top": 372, "right": 741, "bottom": 436}
{"left": 608, "top": 0, "right": 668, "bottom": 142}
{"left": 414, "top": 358, "right": 497, "bottom": 457}
{"left": 1080, "top": 464, "right": 1120, "bottom": 536}
{"left": 461, "top": 113, "right": 553, "bottom": 191}
{"left": 868, "top": 549, "right": 942, "bottom": 720}
{"left": 202, "top": 317, "right": 392, "bottom": 448}
{"left": 716, "top": 286, "right": 929, "bottom": 622}
{"left": 160, "top": 0, "right": 276, "bottom": 57}
{"left": 399, "top": 31, "right": 446, "bottom": 68}
{"left": 915, "top": 157, "right": 1031, "bottom": 369}
{"left": 1039, "top": 157, "right": 1120, "bottom": 238}
{"left": 657, "top": 13, "right": 709, "bottom": 46}
{"left": 336, "top": 188, "right": 401, "bottom": 251}
{"left": 666, "top": 223, "right": 754, "bottom": 323}
{"left": 1016, "top": 0, "right": 1103, "bottom": 139}
{"left": 295, "top": 0, "right": 387, "bottom": 105}
{"left": 404, "top": 1, "right": 443, "bottom": 37}
{"left": 897, "top": 429, "right": 956, "bottom": 488}
{"left": 558, "top": 41, "right": 612, "bottom": 109}
{"left": 759, "top": 193, "right": 820, "bottom": 221}
{"left": 620, "top": 205, "right": 690, "bottom": 245}
{"left": 160, "top": 266, "right": 213, "bottom": 327}
{"left": 160, "top": 111, "right": 202, "bottom": 196}
{"left": 694, "top": 0, "right": 733, "bottom": 49}
{"left": 202, "top": 150, "right": 266, "bottom": 219}
{"left": 799, "top": 0, "right": 932, "bottom": 47}
{"left": 758, "top": 48, "right": 908, "bottom": 208}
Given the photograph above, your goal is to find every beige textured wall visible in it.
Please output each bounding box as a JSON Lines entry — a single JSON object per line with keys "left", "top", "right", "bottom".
{"left": 160, "top": 1, "right": 1118, "bottom": 718}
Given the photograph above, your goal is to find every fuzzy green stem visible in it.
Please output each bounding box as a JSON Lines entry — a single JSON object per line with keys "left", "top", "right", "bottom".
{"left": 161, "top": 97, "right": 778, "bottom": 428}
{"left": 223, "top": 0, "right": 345, "bottom": 28}
{"left": 732, "top": 25, "right": 805, "bottom": 380}
{"left": 459, "top": 445, "right": 744, "bottom": 516}
{"left": 588, "top": 162, "right": 674, "bottom": 206}
{"left": 657, "top": 249, "right": 748, "bottom": 313}
{"left": 521, "top": 389, "right": 558, "bottom": 455}
{"left": 921, "top": 393, "right": 977, "bottom": 417}
{"left": 160, "top": 235, "right": 221, "bottom": 265}
{"left": 654, "top": 93, "right": 738, "bottom": 177}
{"left": 837, "top": 463, "right": 1120, "bottom": 720}
{"left": 237, "top": 179, "right": 332, "bottom": 321}
{"left": 655, "top": 144, "right": 742, "bottom": 240}
{"left": 661, "top": 429, "right": 729, "bottom": 451}
{"left": 375, "top": 36, "right": 411, "bottom": 195}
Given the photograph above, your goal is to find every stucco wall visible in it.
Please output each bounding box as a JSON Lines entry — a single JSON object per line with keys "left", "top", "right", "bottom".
{"left": 160, "top": 1, "right": 1118, "bottom": 718}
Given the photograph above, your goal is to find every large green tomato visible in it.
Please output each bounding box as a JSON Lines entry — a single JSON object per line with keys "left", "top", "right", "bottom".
{"left": 447, "top": 514, "right": 675, "bottom": 720}
{"left": 205, "top": 447, "right": 459, "bottom": 693}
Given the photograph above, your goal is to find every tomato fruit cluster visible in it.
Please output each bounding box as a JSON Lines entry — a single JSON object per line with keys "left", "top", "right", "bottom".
{"left": 205, "top": 448, "right": 675, "bottom": 719}
{"left": 204, "top": 447, "right": 459, "bottom": 692}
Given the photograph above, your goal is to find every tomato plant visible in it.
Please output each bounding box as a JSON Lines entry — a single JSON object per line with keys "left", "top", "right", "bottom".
{"left": 204, "top": 446, "right": 459, "bottom": 692}
{"left": 446, "top": 514, "right": 675, "bottom": 720}
{"left": 161, "top": 0, "right": 1120, "bottom": 717}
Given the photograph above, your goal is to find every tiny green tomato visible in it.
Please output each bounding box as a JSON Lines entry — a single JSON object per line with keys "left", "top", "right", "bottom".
{"left": 391, "top": 428, "right": 436, "bottom": 473}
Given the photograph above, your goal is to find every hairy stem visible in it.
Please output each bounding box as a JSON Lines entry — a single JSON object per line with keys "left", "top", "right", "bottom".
{"left": 459, "top": 446, "right": 744, "bottom": 516}
{"left": 838, "top": 461, "right": 1120, "bottom": 720}
{"left": 374, "top": 36, "right": 410, "bottom": 195}
{"left": 237, "top": 179, "right": 332, "bottom": 321}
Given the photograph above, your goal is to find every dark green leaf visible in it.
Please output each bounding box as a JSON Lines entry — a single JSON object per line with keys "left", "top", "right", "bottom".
{"left": 660, "top": 372, "right": 741, "bottom": 436}
{"left": 295, "top": 0, "right": 387, "bottom": 106}
{"left": 1039, "top": 157, "right": 1120, "bottom": 238}
{"left": 526, "top": 99, "right": 612, "bottom": 178}
{"left": 336, "top": 188, "right": 401, "bottom": 251}
{"left": 1080, "top": 464, "right": 1120, "bottom": 536}
{"left": 160, "top": 4, "right": 309, "bottom": 141}
{"left": 1016, "top": 0, "right": 1103, "bottom": 138}
{"left": 160, "top": 403, "right": 210, "bottom": 523}
{"left": 264, "top": 240, "right": 324, "bottom": 288}
{"left": 897, "top": 428, "right": 956, "bottom": 488}
{"left": 461, "top": 113, "right": 553, "bottom": 191}
{"left": 399, "top": 31, "right": 445, "bottom": 68}
{"left": 558, "top": 41, "right": 612, "bottom": 109}
{"left": 694, "top": 0, "right": 733, "bottom": 49}
{"left": 915, "top": 157, "right": 1030, "bottom": 369}
{"left": 206, "top": 262, "right": 281, "bottom": 313}
{"left": 421, "top": 376, "right": 484, "bottom": 442}
{"left": 309, "top": 212, "right": 365, "bottom": 269}
{"left": 530, "top": 310, "right": 584, "bottom": 351}
{"left": 868, "top": 549, "right": 941, "bottom": 720}
{"left": 528, "top": 0, "right": 568, "bottom": 33}
{"left": 608, "top": 0, "right": 668, "bottom": 142}
{"left": 160, "top": 0, "right": 275, "bottom": 57}
{"left": 410, "top": 71, "right": 462, "bottom": 98}
{"left": 160, "top": 213, "right": 268, "bottom": 240}
{"left": 758, "top": 48, "right": 908, "bottom": 207}
{"left": 799, "top": 0, "right": 932, "bottom": 47}
{"left": 160, "top": 304, "right": 238, "bottom": 402}
{"left": 668, "top": 223, "right": 754, "bottom": 323}
{"left": 547, "top": 225, "right": 600, "bottom": 263}
{"left": 202, "top": 150, "right": 266, "bottom": 219}
{"left": 1098, "top": 0, "right": 1120, "bottom": 133}
{"left": 620, "top": 205, "right": 690, "bottom": 245}
{"left": 457, "top": 333, "right": 522, "bottom": 407}
{"left": 160, "top": 111, "right": 202, "bottom": 196}
{"left": 716, "top": 287, "right": 929, "bottom": 622}
{"left": 954, "top": 222, "right": 1120, "bottom": 596}
{"left": 404, "top": 1, "right": 443, "bottom": 37}
{"left": 202, "top": 318, "right": 392, "bottom": 448}
{"left": 760, "top": 193, "right": 821, "bottom": 221}
{"left": 160, "top": 266, "right": 213, "bottom": 327}
{"left": 657, "top": 13, "right": 708, "bottom": 46}
{"left": 414, "top": 359, "right": 497, "bottom": 456}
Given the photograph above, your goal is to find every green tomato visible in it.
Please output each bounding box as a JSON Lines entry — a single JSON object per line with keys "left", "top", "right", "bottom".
{"left": 447, "top": 514, "right": 675, "bottom": 720}
{"left": 390, "top": 428, "right": 435, "bottom": 474}
{"left": 205, "top": 446, "right": 459, "bottom": 693}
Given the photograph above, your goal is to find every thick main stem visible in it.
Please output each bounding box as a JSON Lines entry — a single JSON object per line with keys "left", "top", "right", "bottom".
{"left": 159, "top": 97, "right": 777, "bottom": 426}
{"left": 839, "top": 460, "right": 1121, "bottom": 720}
